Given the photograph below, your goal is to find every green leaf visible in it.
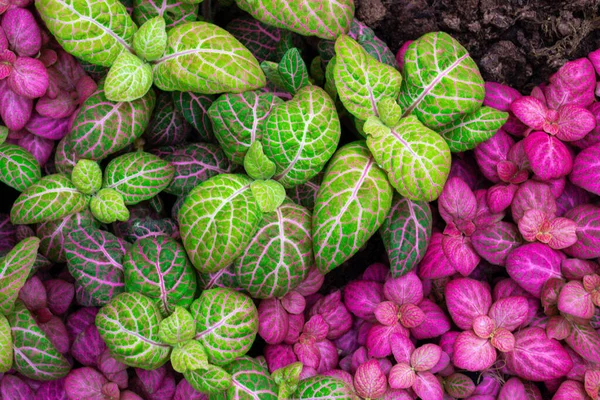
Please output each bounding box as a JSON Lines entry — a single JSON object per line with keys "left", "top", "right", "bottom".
{"left": 263, "top": 85, "right": 341, "bottom": 188}
{"left": 153, "top": 21, "right": 266, "bottom": 94}
{"left": 158, "top": 306, "right": 195, "bottom": 345}
{"left": 105, "top": 51, "right": 153, "bottom": 102}
{"left": 244, "top": 141, "right": 276, "bottom": 180}
{"left": 333, "top": 34, "right": 402, "bottom": 121}
{"left": 144, "top": 91, "right": 190, "bottom": 147}
{"left": 234, "top": 201, "right": 311, "bottom": 298}
{"left": 399, "top": 32, "right": 485, "bottom": 129}
{"left": 184, "top": 364, "right": 232, "bottom": 395}
{"left": 133, "top": 16, "right": 167, "bottom": 61}
{"left": 178, "top": 174, "right": 262, "bottom": 273}
{"left": 226, "top": 16, "right": 282, "bottom": 64}
{"left": 10, "top": 174, "right": 87, "bottom": 225}
{"left": 0, "top": 314, "right": 11, "bottom": 373}
{"left": 96, "top": 292, "right": 171, "bottom": 369}
{"left": 90, "top": 188, "right": 130, "bottom": 224}
{"left": 250, "top": 179, "right": 286, "bottom": 213}
{"left": 0, "top": 126, "right": 8, "bottom": 145}
{"left": 310, "top": 56, "right": 325, "bottom": 87}
{"left": 234, "top": 0, "right": 353, "bottom": 40}
{"left": 133, "top": 0, "right": 198, "bottom": 30}
{"left": 279, "top": 48, "right": 310, "bottom": 95}
{"left": 261, "top": 61, "right": 287, "bottom": 91}
{"left": 191, "top": 288, "right": 258, "bottom": 365}
{"left": 9, "top": 302, "right": 71, "bottom": 380}
{"left": 377, "top": 97, "right": 402, "bottom": 127}
{"left": 273, "top": 362, "right": 303, "bottom": 399}
{"left": 72, "top": 159, "right": 102, "bottom": 195}
{"left": 171, "top": 340, "right": 209, "bottom": 373}
{"left": 35, "top": 0, "right": 136, "bottom": 67}
{"left": 208, "top": 91, "right": 282, "bottom": 165}
{"left": 293, "top": 376, "right": 355, "bottom": 399}
{"left": 215, "top": 357, "right": 278, "bottom": 400}
{"left": 364, "top": 115, "right": 451, "bottom": 201}
{"left": 379, "top": 195, "right": 432, "bottom": 277}
{"left": 172, "top": 92, "right": 215, "bottom": 142}
{"left": 438, "top": 106, "right": 509, "bottom": 152}
{"left": 123, "top": 235, "right": 197, "bottom": 315}
{"left": 312, "top": 141, "right": 393, "bottom": 274}
{"left": 103, "top": 151, "right": 175, "bottom": 205}
{"left": 0, "top": 143, "right": 41, "bottom": 192}
{"left": 324, "top": 55, "right": 337, "bottom": 102}
{"left": 0, "top": 237, "right": 40, "bottom": 315}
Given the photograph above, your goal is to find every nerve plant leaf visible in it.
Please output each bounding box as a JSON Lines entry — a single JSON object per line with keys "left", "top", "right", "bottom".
{"left": 132, "top": 0, "right": 198, "bottom": 29}
{"left": 216, "top": 357, "right": 278, "bottom": 399}
{"left": 178, "top": 174, "right": 262, "bottom": 273}
{"left": 250, "top": 180, "right": 286, "bottom": 213}
{"left": 234, "top": 0, "right": 354, "bottom": 40}
{"left": 0, "top": 314, "right": 11, "bottom": 373}
{"left": 9, "top": 301, "right": 71, "bottom": 380}
{"left": 37, "top": 210, "right": 99, "bottom": 263}
{"left": 145, "top": 91, "right": 190, "bottom": 148}
{"left": 0, "top": 143, "right": 41, "bottom": 192}
{"left": 263, "top": 85, "right": 341, "bottom": 188}
{"left": 10, "top": 174, "right": 87, "bottom": 225}
{"left": 133, "top": 16, "right": 167, "bottom": 62}
{"left": 90, "top": 188, "right": 130, "bottom": 224}
{"left": 208, "top": 90, "right": 282, "bottom": 164}
{"left": 364, "top": 115, "right": 451, "bottom": 201}
{"left": 158, "top": 306, "right": 195, "bottom": 345}
{"left": 172, "top": 91, "right": 215, "bottom": 142}
{"left": 65, "top": 227, "right": 127, "bottom": 306}
{"left": 171, "top": 340, "right": 208, "bottom": 373}
{"left": 293, "top": 375, "right": 355, "bottom": 399}
{"left": 0, "top": 126, "right": 7, "bottom": 145}
{"left": 0, "top": 237, "right": 40, "bottom": 315}
{"left": 103, "top": 151, "right": 175, "bottom": 205}
{"left": 438, "top": 106, "right": 509, "bottom": 152}
{"left": 96, "top": 292, "right": 171, "bottom": 369}
{"left": 184, "top": 364, "right": 232, "bottom": 395}
{"left": 313, "top": 141, "right": 393, "bottom": 274}
{"left": 399, "top": 32, "right": 485, "bottom": 129}
{"left": 234, "top": 201, "right": 312, "bottom": 299}
{"left": 71, "top": 159, "right": 102, "bottom": 195}
{"left": 226, "top": 16, "right": 282, "bottom": 64}
{"left": 333, "top": 34, "right": 402, "bottom": 121}
{"left": 35, "top": 0, "right": 136, "bottom": 67}
{"left": 191, "top": 288, "right": 258, "bottom": 366}
{"left": 153, "top": 21, "right": 266, "bottom": 94}
{"left": 105, "top": 51, "right": 153, "bottom": 102}
{"left": 244, "top": 140, "right": 276, "bottom": 180}
{"left": 123, "top": 235, "right": 197, "bottom": 315}
{"left": 278, "top": 48, "right": 311, "bottom": 94}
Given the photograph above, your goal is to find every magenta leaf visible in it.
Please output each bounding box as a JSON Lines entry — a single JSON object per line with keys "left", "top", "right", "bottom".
{"left": 64, "top": 367, "right": 108, "bottom": 400}
{"left": 366, "top": 323, "right": 408, "bottom": 358}
{"left": 445, "top": 278, "right": 492, "bottom": 330}
{"left": 398, "top": 303, "right": 425, "bottom": 329}
{"left": 264, "top": 344, "right": 297, "bottom": 373}
{"left": 18, "top": 133, "right": 54, "bottom": 167}
{"left": 353, "top": 359, "right": 387, "bottom": 399}
{"left": 411, "top": 299, "right": 451, "bottom": 339}
{"left": 131, "top": 367, "right": 176, "bottom": 400}
{"left": 36, "top": 90, "right": 79, "bottom": 119}
{"left": 484, "top": 82, "right": 522, "bottom": 111}
{"left": 563, "top": 259, "right": 599, "bottom": 280}
{"left": 1, "top": 375, "right": 35, "bottom": 399}
{"left": 417, "top": 232, "right": 456, "bottom": 279}
{"left": 511, "top": 180, "right": 557, "bottom": 222}
{"left": 564, "top": 321, "right": 600, "bottom": 364}
{"left": 505, "top": 242, "right": 564, "bottom": 297}
{"left": 544, "top": 58, "right": 596, "bottom": 109}
{"left": 281, "top": 291, "right": 306, "bottom": 315}
{"left": 71, "top": 323, "right": 107, "bottom": 367}
{"left": 25, "top": 113, "right": 71, "bottom": 140}
{"left": 390, "top": 333, "right": 415, "bottom": 364}
{"left": 411, "top": 344, "right": 441, "bottom": 372}
{"left": 555, "top": 104, "right": 596, "bottom": 142}
{"left": 545, "top": 217, "right": 578, "bottom": 249}
{"left": 510, "top": 96, "right": 548, "bottom": 131}
{"left": 294, "top": 268, "right": 324, "bottom": 297}
{"left": 474, "top": 129, "right": 514, "bottom": 183}
{"left": 486, "top": 182, "right": 518, "bottom": 213}
{"left": 7, "top": 57, "right": 49, "bottom": 99}
{"left": 518, "top": 209, "right": 549, "bottom": 242}
{"left": 315, "top": 339, "right": 338, "bottom": 373}
{"left": 304, "top": 315, "right": 329, "bottom": 342}
{"left": 383, "top": 271, "right": 423, "bottom": 306}
{"left": 546, "top": 315, "right": 570, "bottom": 340}
{"left": 1, "top": 8, "right": 41, "bottom": 57}
{"left": 18, "top": 275, "right": 47, "bottom": 311}
{"left": 343, "top": 280, "right": 384, "bottom": 322}
{"left": 498, "top": 377, "right": 538, "bottom": 400}
{"left": 558, "top": 280, "right": 595, "bottom": 319}
{"left": 44, "top": 279, "right": 74, "bottom": 316}
{"left": 438, "top": 177, "right": 477, "bottom": 227}
{"left": 453, "top": 330, "right": 496, "bottom": 371}
{"left": 471, "top": 221, "right": 522, "bottom": 266}
{"left": 284, "top": 313, "right": 304, "bottom": 344}
{"left": 563, "top": 204, "right": 600, "bottom": 259}
{"left": 473, "top": 189, "right": 505, "bottom": 229}
{"left": 522, "top": 131, "right": 572, "bottom": 180}
{"left": 0, "top": 79, "right": 33, "bottom": 130}
{"left": 473, "top": 315, "right": 495, "bottom": 338}
{"left": 308, "top": 290, "right": 352, "bottom": 340}
{"left": 506, "top": 327, "right": 573, "bottom": 381}
{"left": 489, "top": 296, "right": 529, "bottom": 331}
{"left": 553, "top": 380, "right": 589, "bottom": 400}
{"left": 388, "top": 363, "right": 415, "bottom": 389}
{"left": 490, "top": 327, "right": 515, "bottom": 352}
{"left": 374, "top": 301, "right": 399, "bottom": 326}
{"left": 441, "top": 234, "right": 480, "bottom": 276}
{"left": 570, "top": 142, "right": 600, "bottom": 196}
{"left": 361, "top": 262, "right": 389, "bottom": 282}
{"left": 585, "top": 369, "right": 600, "bottom": 399}
{"left": 413, "top": 371, "right": 443, "bottom": 400}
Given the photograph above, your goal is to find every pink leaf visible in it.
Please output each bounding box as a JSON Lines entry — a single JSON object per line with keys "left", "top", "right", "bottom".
{"left": 390, "top": 333, "right": 415, "bottom": 364}
{"left": 417, "top": 232, "right": 456, "bottom": 280}
{"left": 354, "top": 359, "right": 388, "bottom": 399}
{"left": 511, "top": 180, "right": 557, "bottom": 222}
{"left": 395, "top": 41, "right": 412, "bottom": 71}
{"left": 388, "top": 363, "right": 415, "bottom": 389}
{"left": 498, "top": 377, "right": 536, "bottom": 400}
{"left": 258, "top": 298, "right": 289, "bottom": 345}
{"left": 383, "top": 271, "right": 423, "bottom": 306}
{"left": 544, "top": 58, "right": 596, "bottom": 109}
{"left": 284, "top": 313, "right": 304, "bottom": 345}
{"left": 471, "top": 221, "right": 522, "bottom": 267}
{"left": 486, "top": 182, "right": 518, "bottom": 213}
{"left": 584, "top": 369, "right": 600, "bottom": 400}
{"left": 444, "top": 373, "right": 476, "bottom": 398}
{"left": 472, "top": 315, "right": 495, "bottom": 339}
{"left": 303, "top": 315, "right": 329, "bottom": 341}
{"left": 441, "top": 234, "right": 480, "bottom": 276}
{"left": 505, "top": 242, "right": 564, "bottom": 298}
{"left": 0, "top": 79, "right": 33, "bottom": 130}
{"left": 1, "top": 8, "right": 41, "bottom": 57}
{"left": 366, "top": 323, "right": 408, "bottom": 358}
{"left": 445, "top": 278, "right": 492, "bottom": 330}
{"left": 563, "top": 204, "right": 600, "bottom": 259}
{"left": 505, "top": 327, "right": 573, "bottom": 381}
{"left": 25, "top": 112, "right": 71, "bottom": 140}
{"left": 412, "top": 371, "right": 444, "bottom": 400}
{"left": 438, "top": 177, "right": 477, "bottom": 227}
{"left": 344, "top": 280, "right": 384, "bottom": 322}
{"left": 362, "top": 262, "right": 389, "bottom": 282}
{"left": 523, "top": 131, "right": 573, "bottom": 180}
{"left": 546, "top": 315, "right": 570, "bottom": 340}
{"left": 293, "top": 341, "right": 320, "bottom": 370}
{"left": 410, "top": 299, "right": 451, "bottom": 339}
{"left": 374, "top": 301, "right": 399, "bottom": 326}
{"left": 556, "top": 181, "right": 591, "bottom": 217}
{"left": 308, "top": 290, "right": 352, "bottom": 340}
{"left": 510, "top": 96, "right": 549, "bottom": 130}
{"left": 315, "top": 339, "right": 338, "bottom": 373}
{"left": 17, "top": 133, "right": 54, "bottom": 167}
{"left": 564, "top": 321, "right": 600, "bottom": 364}
{"left": 397, "top": 303, "right": 425, "bottom": 329}
{"left": 473, "top": 189, "right": 506, "bottom": 229}
{"left": 18, "top": 275, "right": 47, "bottom": 311}
{"left": 553, "top": 380, "right": 589, "bottom": 400}
{"left": 44, "top": 279, "right": 74, "bottom": 315}
{"left": 76, "top": 76, "right": 98, "bottom": 104}
{"left": 555, "top": 104, "right": 596, "bottom": 142}
{"left": 490, "top": 327, "right": 515, "bottom": 352}
{"left": 453, "top": 330, "right": 496, "bottom": 371}
{"left": 474, "top": 129, "right": 514, "bottom": 183}
{"left": 264, "top": 344, "right": 297, "bottom": 373}
{"left": 572, "top": 102, "right": 600, "bottom": 150}
{"left": 564, "top": 259, "right": 600, "bottom": 280}
{"left": 36, "top": 90, "right": 79, "bottom": 119}
{"left": 65, "top": 367, "right": 107, "bottom": 400}
{"left": 7, "top": 57, "right": 48, "bottom": 99}
{"left": 484, "top": 82, "right": 522, "bottom": 111}
{"left": 570, "top": 142, "right": 600, "bottom": 196}
{"left": 518, "top": 209, "right": 549, "bottom": 242}
{"left": 281, "top": 291, "right": 305, "bottom": 315}
{"left": 489, "top": 296, "right": 529, "bottom": 331}
{"left": 546, "top": 217, "right": 578, "bottom": 249}
{"left": 411, "top": 344, "right": 441, "bottom": 372}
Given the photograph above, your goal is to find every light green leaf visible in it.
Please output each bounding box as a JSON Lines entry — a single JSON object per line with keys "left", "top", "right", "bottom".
{"left": 234, "top": 0, "right": 353, "bottom": 40}
{"left": 244, "top": 141, "right": 276, "bottom": 180}
{"left": 105, "top": 51, "right": 153, "bottom": 102}
{"left": 324, "top": 55, "right": 337, "bottom": 102}
{"left": 178, "top": 174, "right": 262, "bottom": 273}
{"left": 438, "top": 106, "right": 509, "bottom": 152}
{"left": 184, "top": 364, "right": 232, "bottom": 395}
{"left": 103, "top": 151, "right": 175, "bottom": 205}
{"left": 171, "top": 340, "right": 208, "bottom": 373}
{"left": 250, "top": 179, "right": 286, "bottom": 213}
{"left": 364, "top": 115, "right": 451, "bottom": 201}
{"left": 191, "top": 288, "right": 258, "bottom": 366}
{"left": 399, "top": 31, "right": 485, "bottom": 129}
{"left": 90, "top": 188, "right": 130, "bottom": 224}
{"left": 72, "top": 159, "right": 102, "bottom": 195}
{"left": 35, "top": 0, "right": 136, "bottom": 67}
{"left": 0, "top": 143, "right": 41, "bottom": 192}
{"left": 215, "top": 357, "right": 278, "bottom": 400}
{"left": 293, "top": 376, "right": 355, "bottom": 399}
{"left": 153, "top": 21, "right": 266, "bottom": 94}
{"left": 0, "top": 126, "right": 7, "bottom": 145}
{"left": 279, "top": 48, "right": 310, "bottom": 95}
{"left": 263, "top": 85, "right": 341, "bottom": 188}
{"left": 10, "top": 174, "right": 87, "bottom": 225}
{"left": 0, "top": 314, "right": 11, "bottom": 373}
{"left": 261, "top": 61, "right": 287, "bottom": 90}
{"left": 158, "top": 306, "right": 195, "bottom": 345}
{"left": 312, "top": 141, "right": 393, "bottom": 274}
{"left": 208, "top": 91, "right": 282, "bottom": 165}
{"left": 377, "top": 97, "right": 402, "bottom": 127}
{"left": 273, "top": 362, "right": 303, "bottom": 399}
{"left": 133, "top": 16, "right": 167, "bottom": 61}
{"left": 96, "top": 292, "right": 171, "bottom": 369}
{"left": 133, "top": 0, "right": 198, "bottom": 30}
{"left": 0, "top": 237, "right": 40, "bottom": 315}
{"left": 334, "top": 34, "right": 402, "bottom": 121}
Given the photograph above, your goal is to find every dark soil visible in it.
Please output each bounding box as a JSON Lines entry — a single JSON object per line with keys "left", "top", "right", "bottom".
{"left": 355, "top": 0, "right": 600, "bottom": 93}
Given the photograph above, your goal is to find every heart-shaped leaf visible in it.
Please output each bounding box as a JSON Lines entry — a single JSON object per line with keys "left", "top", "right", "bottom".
{"left": 171, "top": 340, "right": 208, "bottom": 373}
{"left": 313, "top": 141, "right": 393, "bottom": 274}
{"left": 250, "top": 179, "right": 286, "bottom": 213}
{"left": 178, "top": 174, "right": 262, "bottom": 273}
{"left": 153, "top": 22, "right": 266, "bottom": 94}
{"left": 488, "top": 296, "right": 529, "bottom": 331}
{"left": 133, "top": 16, "right": 167, "bottom": 62}
{"left": 158, "top": 306, "right": 195, "bottom": 345}
{"left": 438, "top": 106, "right": 509, "bottom": 152}
{"left": 7, "top": 57, "right": 49, "bottom": 99}
{"left": 0, "top": 80, "right": 33, "bottom": 131}
{"left": 90, "top": 188, "right": 130, "bottom": 224}
{"left": 505, "top": 242, "right": 564, "bottom": 297}
{"left": 244, "top": 140, "right": 276, "bottom": 180}
{"left": 105, "top": 51, "right": 153, "bottom": 102}
{"left": 36, "top": 0, "right": 136, "bottom": 67}
{"left": 445, "top": 278, "right": 492, "bottom": 331}
{"left": 523, "top": 131, "right": 573, "bottom": 180}
{"left": 96, "top": 292, "right": 171, "bottom": 369}
{"left": 184, "top": 364, "right": 232, "bottom": 395}
{"left": 10, "top": 174, "right": 87, "bottom": 225}
{"left": 263, "top": 85, "right": 341, "bottom": 188}
{"left": 1, "top": 8, "right": 42, "bottom": 57}
{"left": 0, "top": 143, "right": 41, "bottom": 192}
{"left": 0, "top": 237, "right": 40, "bottom": 314}
{"left": 72, "top": 159, "right": 102, "bottom": 195}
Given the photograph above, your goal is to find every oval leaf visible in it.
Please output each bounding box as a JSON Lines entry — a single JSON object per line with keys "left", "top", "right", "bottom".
{"left": 438, "top": 106, "right": 509, "bottom": 152}
{"left": 0, "top": 143, "right": 41, "bottom": 192}
{"left": 0, "top": 237, "right": 40, "bottom": 314}
{"left": 105, "top": 51, "right": 153, "bottom": 102}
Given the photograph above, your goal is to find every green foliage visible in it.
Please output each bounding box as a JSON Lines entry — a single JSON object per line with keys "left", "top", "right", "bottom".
{"left": 278, "top": 48, "right": 311, "bottom": 94}
{"left": 273, "top": 362, "right": 303, "bottom": 399}
{"left": 0, "top": 143, "right": 41, "bottom": 192}
{"left": 293, "top": 376, "right": 355, "bottom": 399}
{"left": 105, "top": 51, "right": 153, "bottom": 102}
{"left": 377, "top": 97, "right": 402, "bottom": 127}
{"left": 244, "top": 140, "right": 276, "bottom": 180}
{"left": 213, "top": 357, "right": 278, "bottom": 399}
{"left": 133, "top": 16, "right": 167, "bottom": 61}
{"left": 90, "top": 188, "right": 130, "bottom": 224}
{"left": 0, "top": 126, "right": 7, "bottom": 145}
{"left": 171, "top": 340, "right": 208, "bottom": 373}
{"left": 72, "top": 159, "right": 102, "bottom": 195}
{"left": 158, "top": 306, "right": 195, "bottom": 345}
{"left": 133, "top": 0, "right": 199, "bottom": 29}
{"left": 250, "top": 179, "right": 286, "bottom": 213}
{"left": 438, "top": 106, "right": 509, "bottom": 152}
{"left": 184, "top": 364, "right": 232, "bottom": 394}
{"left": 0, "top": 237, "right": 40, "bottom": 315}
{"left": 0, "top": 314, "right": 11, "bottom": 373}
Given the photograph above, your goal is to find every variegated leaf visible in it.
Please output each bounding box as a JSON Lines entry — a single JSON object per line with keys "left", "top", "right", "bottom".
{"left": 144, "top": 91, "right": 190, "bottom": 148}
{"left": 172, "top": 91, "right": 215, "bottom": 142}
{"left": 0, "top": 314, "right": 11, "bottom": 372}
{"left": 0, "top": 143, "right": 41, "bottom": 192}
{"left": 293, "top": 376, "right": 355, "bottom": 399}
{"left": 0, "top": 237, "right": 40, "bottom": 314}
{"left": 438, "top": 106, "right": 509, "bottom": 152}
{"left": 133, "top": 0, "right": 198, "bottom": 29}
